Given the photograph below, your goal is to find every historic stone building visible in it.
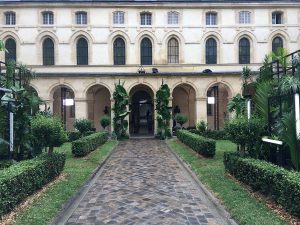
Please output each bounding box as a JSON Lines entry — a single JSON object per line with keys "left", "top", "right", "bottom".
{"left": 0, "top": 0, "right": 300, "bottom": 135}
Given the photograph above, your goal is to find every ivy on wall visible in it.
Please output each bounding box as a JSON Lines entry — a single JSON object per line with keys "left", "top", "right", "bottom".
{"left": 112, "top": 81, "right": 130, "bottom": 139}
{"left": 155, "top": 83, "right": 172, "bottom": 139}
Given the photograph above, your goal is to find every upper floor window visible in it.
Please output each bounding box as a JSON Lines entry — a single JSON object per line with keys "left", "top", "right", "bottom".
{"left": 239, "top": 37, "right": 250, "bottom": 64}
{"left": 239, "top": 11, "right": 251, "bottom": 24}
{"left": 168, "top": 11, "right": 179, "bottom": 25}
{"left": 140, "top": 12, "right": 152, "bottom": 26}
{"left": 43, "top": 38, "right": 54, "bottom": 65}
{"left": 5, "top": 11, "right": 15, "bottom": 25}
{"left": 272, "top": 36, "right": 283, "bottom": 53}
{"left": 206, "top": 38, "right": 217, "bottom": 64}
{"left": 168, "top": 38, "right": 179, "bottom": 64}
{"left": 77, "top": 38, "right": 88, "bottom": 65}
{"left": 5, "top": 38, "right": 16, "bottom": 63}
{"left": 113, "top": 11, "right": 125, "bottom": 24}
{"left": 113, "top": 38, "right": 126, "bottom": 65}
{"left": 140, "top": 37, "right": 152, "bottom": 65}
{"left": 76, "top": 11, "right": 87, "bottom": 25}
{"left": 272, "top": 11, "right": 283, "bottom": 24}
{"left": 42, "top": 11, "right": 54, "bottom": 25}
{"left": 206, "top": 12, "right": 217, "bottom": 25}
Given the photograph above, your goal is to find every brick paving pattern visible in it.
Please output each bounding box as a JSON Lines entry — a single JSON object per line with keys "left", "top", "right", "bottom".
{"left": 64, "top": 139, "right": 225, "bottom": 225}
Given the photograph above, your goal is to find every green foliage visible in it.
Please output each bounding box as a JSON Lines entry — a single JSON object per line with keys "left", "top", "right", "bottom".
{"left": 155, "top": 84, "right": 172, "bottom": 139}
{"left": 112, "top": 81, "right": 129, "bottom": 139}
{"left": 100, "top": 115, "right": 111, "bottom": 130}
{"left": 83, "top": 130, "right": 96, "bottom": 137}
{"left": 177, "top": 130, "right": 216, "bottom": 157}
{"left": 31, "top": 114, "right": 67, "bottom": 154}
{"left": 278, "top": 112, "right": 300, "bottom": 170}
{"left": 0, "top": 160, "right": 13, "bottom": 170}
{"left": 270, "top": 47, "right": 289, "bottom": 69}
{"left": 72, "top": 132, "right": 108, "bottom": 157}
{"left": 225, "top": 116, "right": 266, "bottom": 157}
{"left": 73, "top": 118, "right": 93, "bottom": 135}
{"left": 257, "top": 55, "right": 273, "bottom": 83}
{"left": 67, "top": 131, "right": 81, "bottom": 142}
{"left": 241, "top": 66, "right": 254, "bottom": 87}
{"left": 0, "top": 40, "right": 6, "bottom": 52}
{"left": 279, "top": 75, "right": 300, "bottom": 95}
{"left": 175, "top": 113, "right": 188, "bottom": 128}
{"left": 190, "top": 129, "right": 227, "bottom": 140}
{"left": 227, "top": 94, "right": 246, "bottom": 118}
{"left": 224, "top": 152, "right": 300, "bottom": 217}
{"left": 196, "top": 120, "right": 207, "bottom": 133}
{"left": 0, "top": 153, "right": 65, "bottom": 217}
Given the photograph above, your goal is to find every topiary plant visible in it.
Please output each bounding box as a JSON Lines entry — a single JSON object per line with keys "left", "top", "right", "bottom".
{"left": 100, "top": 115, "right": 111, "bottom": 130}
{"left": 175, "top": 113, "right": 188, "bottom": 129}
{"left": 74, "top": 118, "right": 93, "bottom": 135}
{"left": 31, "top": 114, "right": 67, "bottom": 155}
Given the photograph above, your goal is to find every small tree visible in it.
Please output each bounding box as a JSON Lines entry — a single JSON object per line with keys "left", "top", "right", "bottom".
{"left": 31, "top": 114, "right": 67, "bottom": 155}
{"left": 175, "top": 114, "right": 188, "bottom": 129}
{"left": 196, "top": 120, "right": 207, "bottom": 134}
{"left": 100, "top": 115, "right": 111, "bottom": 130}
{"left": 74, "top": 118, "right": 93, "bottom": 136}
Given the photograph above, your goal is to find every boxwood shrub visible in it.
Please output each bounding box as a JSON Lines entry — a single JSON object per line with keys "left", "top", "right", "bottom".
{"left": 0, "top": 153, "right": 65, "bottom": 217}
{"left": 177, "top": 130, "right": 216, "bottom": 157}
{"left": 67, "top": 131, "right": 81, "bottom": 142}
{"left": 72, "top": 132, "right": 108, "bottom": 157}
{"left": 190, "top": 129, "right": 228, "bottom": 140}
{"left": 224, "top": 152, "right": 300, "bottom": 217}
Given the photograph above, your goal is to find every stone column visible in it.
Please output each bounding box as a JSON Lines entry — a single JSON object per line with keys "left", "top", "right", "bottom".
{"left": 110, "top": 98, "right": 115, "bottom": 134}
{"left": 153, "top": 98, "right": 157, "bottom": 136}
{"left": 169, "top": 97, "right": 173, "bottom": 135}
{"left": 75, "top": 98, "right": 88, "bottom": 119}
{"left": 196, "top": 97, "right": 207, "bottom": 123}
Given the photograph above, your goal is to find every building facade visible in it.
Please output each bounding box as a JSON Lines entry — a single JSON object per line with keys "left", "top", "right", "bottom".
{"left": 1, "top": 0, "right": 300, "bottom": 135}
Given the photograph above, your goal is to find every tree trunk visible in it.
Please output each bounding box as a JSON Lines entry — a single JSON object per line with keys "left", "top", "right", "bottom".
{"left": 48, "top": 146, "right": 54, "bottom": 155}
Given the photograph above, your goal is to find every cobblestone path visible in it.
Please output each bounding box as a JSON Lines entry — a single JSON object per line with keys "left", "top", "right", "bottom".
{"left": 61, "top": 139, "right": 232, "bottom": 225}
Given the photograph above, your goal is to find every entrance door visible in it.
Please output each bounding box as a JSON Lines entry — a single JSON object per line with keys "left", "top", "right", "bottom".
{"left": 130, "top": 90, "right": 154, "bottom": 135}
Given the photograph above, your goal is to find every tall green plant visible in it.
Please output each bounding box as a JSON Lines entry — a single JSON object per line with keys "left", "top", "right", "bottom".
{"left": 278, "top": 112, "right": 300, "bottom": 170}
{"left": 270, "top": 47, "right": 289, "bottom": 69}
{"left": 227, "top": 94, "right": 246, "bottom": 118}
{"left": 112, "top": 81, "right": 129, "bottom": 139}
{"left": 155, "top": 83, "right": 172, "bottom": 139}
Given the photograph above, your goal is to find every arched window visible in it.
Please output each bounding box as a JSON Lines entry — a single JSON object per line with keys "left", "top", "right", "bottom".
{"left": 206, "top": 38, "right": 217, "bottom": 64}
{"left": 140, "top": 38, "right": 152, "bottom": 65}
{"left": 77, "top": 38, "right": 88, "bottom": 65}
{"left": 5, "top": 38, "right": 16, "bottom": 63}
{"left": 239, "top": 38, "right": 250, "bottom": 64}
{"left": 113, "top": 38, "right": 125, "bottom": 65}
{"left": 272, "top": 36, "right": 283, "bottom": 53}
{"left": 43, "top": 38, "right": 54, "bottom": 65}
{"left": 168, "top": 38, "right": 179, "bottom": 63}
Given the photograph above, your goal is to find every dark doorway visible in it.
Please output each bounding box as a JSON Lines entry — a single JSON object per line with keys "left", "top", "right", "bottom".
{"left": 130, "top": 90, "right": 154, "bottom": 136}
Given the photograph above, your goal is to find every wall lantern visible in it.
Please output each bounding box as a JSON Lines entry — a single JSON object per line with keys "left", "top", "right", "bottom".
{"left": 207, "top": 97, "right": 215, "bottom": 104}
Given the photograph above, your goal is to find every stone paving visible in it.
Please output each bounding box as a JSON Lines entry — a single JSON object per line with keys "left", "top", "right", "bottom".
{"left": 61, "top": 139, "right": 232, "bottom": 225}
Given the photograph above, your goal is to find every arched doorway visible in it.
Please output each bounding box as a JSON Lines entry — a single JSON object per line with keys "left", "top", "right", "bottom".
{"left": 207, "top": 83, "right": 231, "bottom": 130}
{"left": 129, "top": 84, "right": 154, "bottom": 136}
{"left": 86, "top": 85, "right": 111, "bottom": 132}
{"left": 172, "top": 83, "right": 196, "bottom": 129}
{"left": 52, "top": 86, "right": 75, "bottom": 130}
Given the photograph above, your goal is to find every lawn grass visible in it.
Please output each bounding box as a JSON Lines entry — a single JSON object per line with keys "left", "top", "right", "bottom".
{"left": 13, "top": 140, "right": 118, "bottom": 225}
{"left": 167, "top": 139, "right": 289, "bottom": 225}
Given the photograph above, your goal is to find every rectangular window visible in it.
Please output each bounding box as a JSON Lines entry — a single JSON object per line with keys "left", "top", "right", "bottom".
{"left": 272, "top": 12, "right": 282, "bottom": 24}
{"left": 43, "top": 12, "right": 54, "bottom": 25}
{"left": 141, "top": 12, "right": 152, "bottom": 25}
{"left": 239, "top": 11, "right": 251, "bottom": 24}
{"left": 76, "top": 12, "right": 87, "bottom": 25}
{"left": 5, "top": 12, "right": 15, "bottom": 25}
{"left": 206, "top": 12, "right": 217, "bottom": 25}
{"left": 113, "top": 11, "right": 125, "bottom": 24}
{"left": 168, "top": 11, "right": 179, "bottom": 25}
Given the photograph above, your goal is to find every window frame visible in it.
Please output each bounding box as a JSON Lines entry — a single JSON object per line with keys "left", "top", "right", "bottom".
{"left": 4, "top": 11, "right": 16, "bottom": 25}
{"left": 5, "top": 38, "right": 16, "bottom": 63}
{"left": 272, "top": 36, "right": 283, "bottom": 53}
{"left": 140, "top": 12, "right": 152, "bottom": 26}
{"left": 42, "top": 38, "right": 55, "bottom": 66}
{"left": 239, "top": 37, "right": 251, "bottom": 64}
{"left": 76, "top": 37, "right": 89, "bottom": 65}
{"left": 205, "top": 12, "right": 217, "bottom": 26}
{"left": 167, "top": 11, "right": 179, "bottom": 25}
{"left": 239, "top": 11, "right": 251, "bottom": 24}
{"left": 75, "top": 11, "right": 88, "bottom": 25}
{"left": 113, "top": 37, "right": 126, "bottom": 65}
{"left": 205, "top": 38, "right": 217, "bottom": 64}
{"left": 167, "top": 38, "right": 179, "bottom": 64}
{"left": 42, "top": 11, "right": 54, "bottom": 25}
{"left": 272, "top": 11, "right": 283, "bottom": 25}
{"left": 140, "top": 37, "right": 152, "bottom": 65}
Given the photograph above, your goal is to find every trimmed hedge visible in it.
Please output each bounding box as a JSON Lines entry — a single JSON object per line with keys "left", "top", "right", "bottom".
{"left": 0, "top": 160, "right": 13, "bottom": 170}
{"left": 67, "top": 131, "right": 81, "bottom": 142}
{"left": 224, "top": 152, "right": 300, "bottom": 217}
{"left": 72, "top": 132, "right": 108, "bottom": 157}
{"left": 0, "top": 153, "right": 65, "bottom": 217}
{"left": 177, "top": 130, "right": 216, "bottom": 157}
{"left": 190, "top": 129, "right": 228, "bottom": 140}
